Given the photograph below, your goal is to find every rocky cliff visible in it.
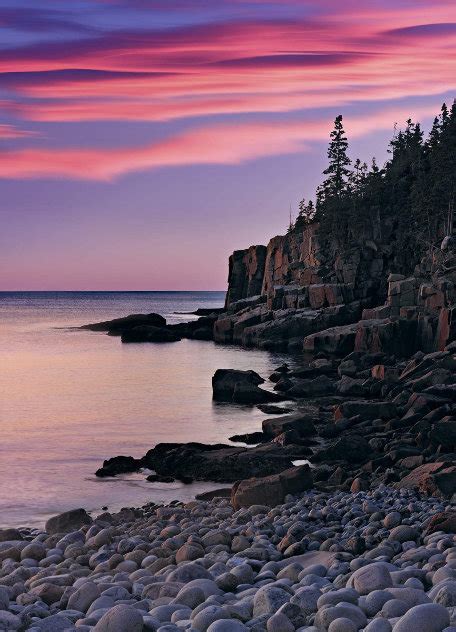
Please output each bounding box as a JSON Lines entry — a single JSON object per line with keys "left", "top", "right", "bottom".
{"left": 216, "top": 223, "right": 456, "bottom": 356}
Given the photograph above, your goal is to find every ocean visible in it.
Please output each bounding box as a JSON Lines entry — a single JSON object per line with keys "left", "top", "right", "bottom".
{"left": 0, "top": 291, "right": 292, "bottom": 528}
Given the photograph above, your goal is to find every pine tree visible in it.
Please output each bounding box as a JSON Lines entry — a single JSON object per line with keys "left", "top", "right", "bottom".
{"left": 320, "top": 115, "right": 351, "bottom": 200}
{"left": 289, "top": 102, "right": 454, "bottom": 272}
{"left": 295, "top": 199, "right": 316, "bottom": 229}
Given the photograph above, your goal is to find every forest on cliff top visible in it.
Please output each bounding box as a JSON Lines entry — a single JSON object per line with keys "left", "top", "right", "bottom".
{"left": 292, "top": 102, "right": 456, "bottom": 272}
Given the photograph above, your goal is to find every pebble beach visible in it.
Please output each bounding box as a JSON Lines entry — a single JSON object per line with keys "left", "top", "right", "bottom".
{"left": 1, "top": 486, "right": 456, "bottom": 632}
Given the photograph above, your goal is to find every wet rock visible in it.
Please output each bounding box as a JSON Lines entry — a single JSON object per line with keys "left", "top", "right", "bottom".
{"left": 212, "top": 369, "right": 263, "bottom": 402}
{"left": 45, "top": 508, "right": 92, "bottom": 535}
{"left": 81, "top": 312, "right": 166, "bottom": 332}
{"left": 95, "top": 455, "right": 141, "bottom": 478}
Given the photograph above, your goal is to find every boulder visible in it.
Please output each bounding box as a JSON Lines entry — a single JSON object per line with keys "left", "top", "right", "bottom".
{"left": 397, "top": 462, "right": 456, "bottom": 498}
{"left": 350, "top": 563, "right": 393, "bottom": 595}
{"left": 262, "top": 413, "right": 316, "bottom": 438}
{"left": 95, "top": 455, "right": 141, "bottom": 477}
{"left": 212, "top": 369, "right": 264, "bottom": 402}
{"left": 425, "top": 511, "right": 456, "bottom": 535}
{"left": 45, "top": 508, "right": 92, "bottom": 535}
{"left": 0, "top": 528, "right": 22, "bottom": 542}
{"left": 231, "top": 464, "right": 313, "bottom": 509}
{"left": 93, "top": 604, "right": 144, "bottom": 631}
{"left": 303, "top": 323, "right": 358, "bottom": 355}
{"left": 336, "top": 376, "right": 367, "bottom": 397}
{"left": 391, "top": 602, "right": 449, "bottom": 632}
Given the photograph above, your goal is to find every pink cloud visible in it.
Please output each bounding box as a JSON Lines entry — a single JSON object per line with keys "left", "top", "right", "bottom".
{"left": 0, "top": 7, "right": 452, "bottom": 129}
{"left": 0, "top": 1, "right": 454, "bottom": 181}
{"left": 0, "top": 123, "right": 37, "bottom": 139}
{"left": 0, "top": 102, "right": 441, "bottom": 180}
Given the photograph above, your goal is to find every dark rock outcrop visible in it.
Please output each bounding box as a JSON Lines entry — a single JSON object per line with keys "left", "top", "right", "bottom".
{"left": 96, "top": 455, "right": 141, "bottom": 477}
{"left": 81, "top": 313, "right": 166, "bottom": 333}
{"left": 212, "top": 369, "right": 284, "bottom": 404}
{"left": 121, "top": 326, "right": 181, "bottom": 343}
{"left": 141, "top": 442, "right": 295, "bottom": 483}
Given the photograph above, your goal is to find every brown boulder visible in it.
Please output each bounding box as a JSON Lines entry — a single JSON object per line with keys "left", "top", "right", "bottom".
{"left": 45, "top": 508, "right": 92, "bottom": 535}
{"left": 231, "top": 465, "right": 313, "bottom": 509}
{"left": 425, "top": 511, "right": 456, "bottom": 535}
{"left": 0, "top": 528, "right": 23, "bottom": 542}
{"left": 397, "top": 462, "right": 456, "bottom": 498}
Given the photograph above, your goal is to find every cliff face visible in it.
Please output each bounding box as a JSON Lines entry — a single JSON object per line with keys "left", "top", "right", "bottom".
{"left": 224, "top": 245, "right": 267, "bottom": 308}
{"left": 219, "top": 222, "right": 456, "bottom": 355}
{"left": 225, "top": 221, "right": 391, "bottom": 310}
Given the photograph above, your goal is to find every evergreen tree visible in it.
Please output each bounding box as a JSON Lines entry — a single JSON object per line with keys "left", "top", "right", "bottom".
{"left": 320, "top": 115, "right": 351, "bottom": 201}
{"left": 291, "top": 102, "right": 455, "bottom": 273}
{"left": 295, "top": 199, "right": 316, "bottom": 229}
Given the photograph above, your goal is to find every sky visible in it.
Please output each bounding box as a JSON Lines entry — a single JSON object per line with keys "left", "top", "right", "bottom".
{"left": 0, "top": 0, "right": 455, "bottom": 290}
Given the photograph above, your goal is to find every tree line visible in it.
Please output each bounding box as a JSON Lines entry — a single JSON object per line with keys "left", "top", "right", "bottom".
{"left": 292, "top": 102, "right": 456, "bottom": 271}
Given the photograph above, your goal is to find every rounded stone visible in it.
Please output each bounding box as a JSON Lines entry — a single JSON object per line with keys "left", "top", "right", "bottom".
{"left": 351, "top": 563, "right": 393, "bottom": 595}
{"left": 207, "top": 620, "right": 248, "bottom": 632}
{"left": 365, "top": 620, "right": 393, "bottom": 632}
{"left": 192, "top": 605, "right": 225, "bottom": 632}
{"left": 266, "top": 612, "right": 294, "bottom": 632}
{"left": 21, "top": 542, "right": 46, "bottom": 561}
{"left": 253, "top": 586, "right": 291, "bottom": 617}
{"left": 314, "top": 603, "right": 367, "bottom": 630}
{"left": 392, "top": 603, "right": 450, "bottom": 632}
{"left": 380, "top": 599, "right": 408, "bottom": 618}
{"left": 93, "top": 604, "right": 144, "bottom": 631}
{"left": 328, "top": 618, "right": 357, "bottom": 632}
{"left": 67, "top": 581, "right": 99, "bottom": 613}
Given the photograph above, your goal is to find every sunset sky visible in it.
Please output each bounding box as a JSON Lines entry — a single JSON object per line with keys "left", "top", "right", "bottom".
{"left": 1, "top": 0, "right": 455, "bottom": 290}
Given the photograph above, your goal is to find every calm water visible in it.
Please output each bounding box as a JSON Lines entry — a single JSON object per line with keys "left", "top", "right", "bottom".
{"left": 0, "top": 292, "right": 293, "bottom": 528}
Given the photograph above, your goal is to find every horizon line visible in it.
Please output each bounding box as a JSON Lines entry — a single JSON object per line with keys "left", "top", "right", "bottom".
{"left": 0, "top": 289, "right": 226, "bottom": 293}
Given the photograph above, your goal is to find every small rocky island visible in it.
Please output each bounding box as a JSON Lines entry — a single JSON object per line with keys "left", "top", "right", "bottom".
{"left": 1, "top": 106, "right": 456, "bottom": 631}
